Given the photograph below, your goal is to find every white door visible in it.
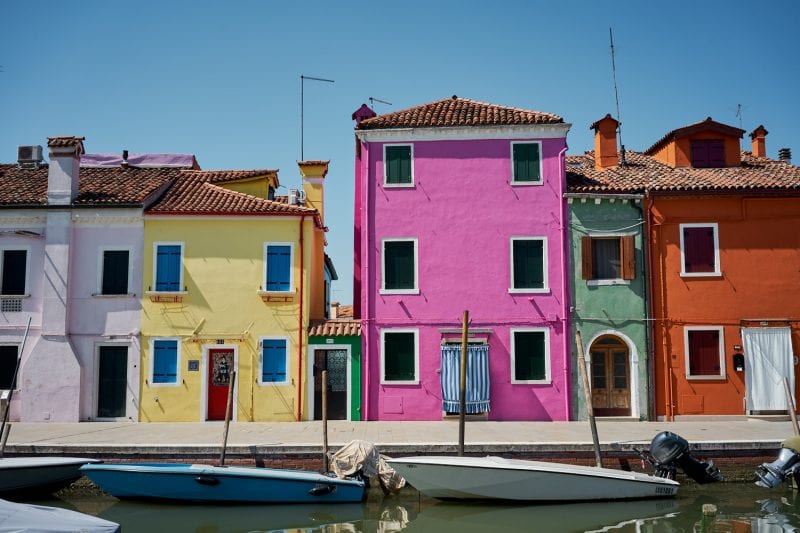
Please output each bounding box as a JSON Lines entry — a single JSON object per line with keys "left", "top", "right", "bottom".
{"left": 743, "top": 327, "right": 794, "bottom": 412}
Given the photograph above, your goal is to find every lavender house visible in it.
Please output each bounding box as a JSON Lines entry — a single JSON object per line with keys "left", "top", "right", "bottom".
{"left": 353, "top": 97, "right": 572, "bottom": 421}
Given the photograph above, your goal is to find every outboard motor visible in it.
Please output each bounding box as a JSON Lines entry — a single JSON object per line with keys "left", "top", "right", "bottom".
{"left": 755, "top": 436, "right": 800, "bottom": 489}
{"left": 647, "top": 431, "right": 722, "bottom": 484}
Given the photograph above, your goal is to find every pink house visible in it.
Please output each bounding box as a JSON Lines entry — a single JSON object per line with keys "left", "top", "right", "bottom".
{"left": 353, "top": 97, "right": 573, "bottom": 421}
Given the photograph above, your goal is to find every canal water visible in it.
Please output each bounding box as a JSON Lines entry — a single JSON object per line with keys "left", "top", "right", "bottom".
{"left": 26, "top": 482, "right": 800, "bottom": 532}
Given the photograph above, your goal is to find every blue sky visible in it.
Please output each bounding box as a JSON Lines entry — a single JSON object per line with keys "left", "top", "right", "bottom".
{"left": 2, "top": 1, "right": 798, "bottom": 305}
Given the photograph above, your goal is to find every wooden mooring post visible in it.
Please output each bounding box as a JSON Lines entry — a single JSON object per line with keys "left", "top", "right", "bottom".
{"left": 575, "top": 330, "right": 603, "bottom": 468}
{"left": 322, "top": 370, "right": 329, "bottom": 472}
{"left": 458, "top": 310, "right": 469, "bottom": 457}
{"left": 219, "top": 369, "right": 237, "bottom": 467}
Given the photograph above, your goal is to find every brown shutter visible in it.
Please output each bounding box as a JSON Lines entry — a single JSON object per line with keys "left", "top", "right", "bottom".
{"left": 621, "top": 235, "right": 635, "bottom": 280}
{"left": 581, "top": 237, "right": 593, "bottom": 279}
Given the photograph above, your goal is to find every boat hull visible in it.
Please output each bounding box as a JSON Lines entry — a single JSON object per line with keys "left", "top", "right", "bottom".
{"left": 0, "top": 457, "right": 100, "bottom": 497}
{"left": 81, "top": 463, "right": 366, "bottom": 504}
{"left": 387, "top": 456, "right": 679, "bottom": 501}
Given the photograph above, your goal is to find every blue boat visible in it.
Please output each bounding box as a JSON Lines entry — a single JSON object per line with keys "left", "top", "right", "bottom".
{"left": 80, "top": 463, "right": 366, "bottom": 504}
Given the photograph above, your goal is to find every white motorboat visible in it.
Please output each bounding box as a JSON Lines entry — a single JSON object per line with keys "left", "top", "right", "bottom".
{"left": 387, "top": 455, "right": 680, "bottom": 501}
{"left": 0, "top": 498, "right": 120, "bottom": 533}
{"left": 0, "top": 457, "right": 100, "bottom": 497}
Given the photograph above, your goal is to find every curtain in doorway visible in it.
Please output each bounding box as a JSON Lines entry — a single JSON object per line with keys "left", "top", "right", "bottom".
{"left": 441, "top": 344, "right": 490, "bottom": 414}
{"left": 743, "top": 327, "right": 794, "bottom": 412}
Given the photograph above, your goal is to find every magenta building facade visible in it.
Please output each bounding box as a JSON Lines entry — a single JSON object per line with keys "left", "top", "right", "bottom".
{"left": 353, "top": 97, "right": 572, "bottom": 421}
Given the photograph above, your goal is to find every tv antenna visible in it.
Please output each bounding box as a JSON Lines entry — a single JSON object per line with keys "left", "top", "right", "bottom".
{"left": 735, "top": 104, "right": 744, "bottom": 129}
{"left": 609, "top": 28, "right": 626, "bottom": 165}
{"left": 300, "top": 75, "right": 335, "bottom": 160}
{"left": 369, "top": 96, "right": 392, "bottom": 109}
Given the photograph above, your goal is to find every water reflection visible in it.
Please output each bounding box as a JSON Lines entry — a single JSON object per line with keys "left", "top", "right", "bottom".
{"left": 29, "top": 483, "right": 800, "bottom": 532}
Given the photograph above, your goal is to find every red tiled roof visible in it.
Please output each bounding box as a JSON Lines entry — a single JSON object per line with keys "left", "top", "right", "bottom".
{"left": 47, "top": 136, "right": 85, "bottom": 149}
{"left": 645, "top": 117, "right": 745, "bottom": 155}
{"left": 566, "top": 151, "right": 800, "bottom": 194}
{"left": 308, "top": 319, "right": 360, "bottom": 337}
{"left": 356, "top": 96, "right": 563, "bottom": 130}
{"left": 182, "top": 169, "right": 278, "bottom": 185}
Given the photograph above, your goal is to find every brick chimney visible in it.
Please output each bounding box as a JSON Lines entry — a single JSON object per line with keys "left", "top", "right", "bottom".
{"left": 46, "top": 136, "right": 85, "bottom": 205}
{"left": 749, "top": 125, "right": 768, "bottom": 158}
{"left": 298, "top": 160, "right": 329, "bottom": 223}
{"left": 590, "top": 114, "right": 619, "bottom": 170}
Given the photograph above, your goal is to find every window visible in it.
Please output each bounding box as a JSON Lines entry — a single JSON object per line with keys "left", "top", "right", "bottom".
{"left": 1, "top": 249, "right": 27, "bottom": 295}
{"left": 154, "top": 243, "right": 183, "bottom": 292}
{"left": 511, "top": 329, "right": 550, "bottom": 383}
{"left": 381, "top": 239, "right": 418, "bottom": 293}
{"left": 264, "top": 243, "right": 293, "bottom": 292}
{"left": 511, "top": 142, "right": 542, "bottom": 184}
{"left": 151, "top": 339, "right": 179, "bottom": 385}
{"left": 101, "top": 249, "right": 130, "bottom": 295}
{"left": 510, "top": 237, "right": 547, "bottom": 292}
{"left": 581, "top": 235, "right": 635, "bottom": 282}
{"left": 260, "top": 338, "right": 288, "bottom": 384}
{"left": 381, "top": 330, "right": 418, "bottom": 384}
{"left": 383, "top": 145, "right": 413, "bottom": 186}
{"left": 680, "top": 224, "right": 719, "bottom": 276}
{"left": 684, "top": 327, "right": 725, "bottom": 379}
{"left": 0, "top": 345, "right": 18, "bottom": 390}
{"left": 691, "top": 140, "right": 725, "bottom": 168}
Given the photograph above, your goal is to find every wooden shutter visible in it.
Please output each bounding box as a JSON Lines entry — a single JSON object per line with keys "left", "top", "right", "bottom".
{"left": 153, "top": 340, "right": 177, "bottom": 383}
{"left": 581, "top": 237, "right": 593, "bottom": 280}
{"left": 514, "top": 331, "right": 546, "bottom": 381}
{"left": 688, "top": 330, "right": 720, "bottom": 376}
{"left": 621, "top": 235, "right": 635, "bottom": 280}
{"left": 155, "top": 245, "right": 181, "bottom": 291}
{"left": 267, "top": 245, "right": 291, "bottom": 291}
{"left": 384, "top": 241, "right": 414, "bottom": 290}
{"left": 513, "top": 143, "right": 541, "bottom": 182}
{"left": 385, "top": 146, "right": 411, "bottom": 184}
{"left": 102, "top": 250, "right": 129, "bottom": 295}
{"left": 262, "top": 340, "right": 287, "bottom": 382}
{"left": 513, "top": 240, "right": 544, "bottom": 289}
{"left": 683, "top": 227, "right": 715, "bottom": 273}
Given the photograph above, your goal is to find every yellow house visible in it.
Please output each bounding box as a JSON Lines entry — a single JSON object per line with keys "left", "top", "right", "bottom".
{"left": 140, "top": 161, "right": 329, "bottom": 422}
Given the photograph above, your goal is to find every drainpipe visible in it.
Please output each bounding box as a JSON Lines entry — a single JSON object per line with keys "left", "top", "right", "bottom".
{"left": 635, "top": 197, "right": 653, "bottom": 420}
{"left": 297, "top": 215, "right": 306, "bottom": 421}
{"left": 558, "top": 145, "right": 571, "bottom": 420}
{"left": 362, "top": 141, "right": 371, "bottom": 421}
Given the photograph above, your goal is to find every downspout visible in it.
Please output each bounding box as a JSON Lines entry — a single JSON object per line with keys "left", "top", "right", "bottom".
{"left": 297, "top": 215, "right": 306, "bottom": 421}
{"left": 558, "top": 144, "right": 570, "bottom": 420}
{"left": 362, "top": 140, "right": 371, "bottom": 421}
{"left": 636, "top": 195, "right": 653, "bottom": 420}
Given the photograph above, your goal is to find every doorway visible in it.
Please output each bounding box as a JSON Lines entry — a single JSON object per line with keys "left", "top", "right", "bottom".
{"left": 743, "top": 327, "right": 794, "bottom": 413}
{"left": 589, "top": 335, "right": 631, "bottom": 416}
{"left": 312, "top": 349, "right": 348, "bottom": 420}
{"left": 207, "top": 348, "right": 235, "bottom": 421}
{"left": 97, "top": 346, "right": 128, "bottom": 419}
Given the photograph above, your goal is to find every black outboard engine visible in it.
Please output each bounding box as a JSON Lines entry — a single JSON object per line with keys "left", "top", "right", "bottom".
{"left": 647, "top": 431, "right": 722, "bottom": 484}
{"left": 755, "top": 436, "right": 800, "bottom": 489}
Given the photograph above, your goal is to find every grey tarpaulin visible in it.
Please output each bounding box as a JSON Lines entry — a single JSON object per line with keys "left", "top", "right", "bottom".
{"left": 330, "top": 440, "right": 406, "bottom": 494}
{"left": 0, "top": 499, "right": 120, "bottom": 532}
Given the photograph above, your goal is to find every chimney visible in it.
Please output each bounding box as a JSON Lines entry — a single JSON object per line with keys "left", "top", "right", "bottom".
{"left": 351, "top": 104, "right": 377, "bottom": 126}
{"left": 121, "top": 149, "right": 129, "bottom": 168}
{"left": 779, "top": 148, "right": 792, "bottom": 164}
{"left": 298, "top": 160, "right": 329, "bottom": 223}
{"left": 590, "top": 114, "right": 620, "bottom": 170}
{"left": 46, "top": 136, "right": 85, "bottom": 205}
{"left": 330, "top": 301, "right": 340, "bottom": 319}
{"left": 749, "top": 125, "right": 768, "bottom": 158}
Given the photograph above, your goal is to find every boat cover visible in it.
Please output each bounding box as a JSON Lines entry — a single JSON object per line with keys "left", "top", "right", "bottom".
{"left": 330, "top": 440, "right": 406, "bottom": 494}
{"left": 0, "top": 499, "right": 120, "bottom": 532}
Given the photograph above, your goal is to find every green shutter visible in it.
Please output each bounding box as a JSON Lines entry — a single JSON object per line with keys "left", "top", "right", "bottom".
{"left": 384, "top": 332, "right": 415, "bottom": 381}
{"left": 515, "top": 331, "right": 546, "bottom": 380}
{"left": 384, "top": 241, "right": 415, "bottom": 290}
{"left": 513, "top": 239, "right": 544, "bottom": 289}
{"left": 513, "top": 143, "right": 541, "bottom": 182}
{"left": 385, "top": 146, "right": 412, "bottom": 184}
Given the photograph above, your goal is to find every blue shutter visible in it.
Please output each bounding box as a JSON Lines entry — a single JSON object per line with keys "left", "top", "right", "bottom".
{"left": 262, "top": 339, "right": 287, "bottom": 382}
{"left": 153, "top": 340, "right": 177, "bottom": 384}
{"left": 441, "top": 344, "right": 490, "bottom": 413}
{"left": 155, "top": 245, "right": 181, "bottom": 291}
{"left": 266, "top": 246, "right": 291, "bottom": 291}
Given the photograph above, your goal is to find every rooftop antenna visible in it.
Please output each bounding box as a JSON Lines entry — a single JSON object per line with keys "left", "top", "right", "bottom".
{"left": 369, "top": 96, "right": 392, "bottom": 109}
{"left": 300, "top": 75, "right": 335, "bottom": 160}
{"left": 609, "top": 28, "right": 626, "bottom": 166}
{"left": 735, "top": 104, "right": 743, "bottom": 129}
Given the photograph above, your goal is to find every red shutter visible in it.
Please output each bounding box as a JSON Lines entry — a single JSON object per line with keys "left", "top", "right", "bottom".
{"left": 683, "top": 227, "right": 715, "bottom": 273}
{"left": 621, "top": 235, "right": 635, "bottom": 280}
{"left": 581, "top": 237, "right": 593, "bottom": 279}
{"left": 688, "top": 330, "right": 720, "bottom": 376}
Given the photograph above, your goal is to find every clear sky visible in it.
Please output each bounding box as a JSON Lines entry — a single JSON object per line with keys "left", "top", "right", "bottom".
{"left": 3, "top": 1, "right": 798, "bottom": 305}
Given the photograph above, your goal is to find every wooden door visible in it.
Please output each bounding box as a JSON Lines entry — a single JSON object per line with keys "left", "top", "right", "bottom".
{"left": 97, "top": 346, "right": 127, "bottom": 418}
{"left": 207, "top": 349, "right": 234, "bottom": 420}
{"left": 589, "top": 336, "right": 631, "bottom": 416}
{"left": 313, "top": 349, "right": 347, "bottom": 420}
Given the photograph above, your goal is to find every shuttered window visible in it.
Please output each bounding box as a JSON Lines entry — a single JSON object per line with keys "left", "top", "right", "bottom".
{"left": 261, "top": 339, "right": 288, "bottom": 383}
{"left": 0, "top": 345, "right": 18, "bottom": 390}
{"left": 155, "top": 245, "right": 182, "bottom": 292}
{"left": 152, "top": 340, "right": 178, "bottom": 384}
{"left": 512, "top": 142, "right": 542, "bottom": 183}
{"left": 102, "top": 250, "right": 129, "bottom": 295}
{"left": 512, "top": 330, "right": 548, "bottom": 382}
{"left": 384, "top": 145, "right": 412, "bottom": 185}
{"left": 681, "top": 225, "right": 718, "bottom": 274}
{"left": 266, "top": 244, "right": 292, "bottom": 291}
{"left": 382, "top": 331, "right": 417, "bottom": 383}
{"left": 687, "top": 329, "right": 722, "bottom": 377}
{"left": 691, "top": 140, "right": 725, "bottom": 168}
{"left": 581, "top": 236, "right": 635, "bottom": 281}
{"left": 1, "top": 250, "right": 27, "bottom": 295}
{"left": 383, "top": 240, "right": 416, "bottom": 291}
{"left": 512, "top": 238, "right": 545, "bottom": 290}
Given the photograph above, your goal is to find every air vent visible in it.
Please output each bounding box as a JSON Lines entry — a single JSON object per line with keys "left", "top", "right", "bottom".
{"left": 17, "top": 145, "right": 44, "bottom": 167}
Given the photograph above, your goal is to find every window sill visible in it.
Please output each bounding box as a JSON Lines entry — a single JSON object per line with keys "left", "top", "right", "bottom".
{"left": 92, "top": 293, "right": 137, "bottom": 298}
{"left": 680, "top": 272, "right": 722, "bottom": 278}
{"left": 510, "top": 180, "right": 543, "bottom": 186}
{"left": 508, "top": 288, "right": 550, "bottom": 294}
{"left": 258, "top": 290, "right": 295, "bottom": 303}
{"left": 586, "top": 279, "right": 630, "bottom": 287}
{"left": 686, "top": 375, "right": 726, "bottom": 381}
{"left": 380, "top": 289, "right": 420, "bottom": 295}
{"left": 511, "top": 379, "right": 551, "bottom": 385}
{"left": 382, "top": 182, "right": 415, "bottom": 188}
{"left": 0, "top": 294, "right": 30, "bottom": 299}
{"left": 145, "top": 291, "right": 187, "bottom": 303}
{"left": 380, "top": 380, "right": 419, "bottom": 386}
{"left": 257, "top": 381, "right": 290, "bottom": 386}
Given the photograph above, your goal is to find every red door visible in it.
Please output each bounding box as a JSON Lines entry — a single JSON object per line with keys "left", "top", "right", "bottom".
{"left": 207, "top": 349, "right": 234, "bottom": 420}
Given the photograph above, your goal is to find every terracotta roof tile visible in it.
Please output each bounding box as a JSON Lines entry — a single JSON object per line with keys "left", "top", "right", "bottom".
{"left": 47, "top": 136, "right": 85, "bottom": 149}
{"left": 567, "top": 151, "right": 800, "bottom": 194}
{"left": 645, "top": 118, "right": 745, "bottom": 155}
{"left": 308, "top": 319, "right": 361, "bottom": 337}
{"left": 337, "top": 305, "right": 353, "bottom": 318}
{"left": 356, "top": 96, "right": 563, "bottom": 130}
{"left": 182, "top": 169, "right": 278, "bottom": 184}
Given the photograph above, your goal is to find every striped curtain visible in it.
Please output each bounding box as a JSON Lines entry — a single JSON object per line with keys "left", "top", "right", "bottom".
{"left": 441, "top": 344, "right": 490, "bottom": 414}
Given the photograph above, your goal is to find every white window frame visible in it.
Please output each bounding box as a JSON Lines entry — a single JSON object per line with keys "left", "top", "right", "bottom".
{"left": 509, "top": 236, "right": 549, "bottom": 294}
{"left": 510, "top": 141, "right": 544, "bottom": 186}
{"left": 684, "top": 326, "right": 726, "bottom": 380}
{"left": 679, "top": 223, "right": 720, "bottom": 277}
{"left": 96, "top": 246, "right": 133, "bottom": 295}
{"left": 510, "top": 327, "right": 551, "bottom": 384}
{"left": 258, "top": 336, "right": 291, "bottom": 386}
{"left": 151, "top": 241, "right": 185, "bottom": 293}
{"left": 380, "top": 238, "right": 419, "bottom": 295}
{"left": 380, "top": 328, "right": 419, "bottom": 385}
{"left": 148, "top": 336, "right": 182, "bottom": 387}
{"left": 0, "top": 245, "right": 31, "bottom": 296}
{"left": 262, "top": 242, "right": 295, "bottom": 293}
{"left": 586, "top": 233, "right": 633, "bottom": 287}
{"left": 383, "top": 143, "right": 414, "bottom": 188}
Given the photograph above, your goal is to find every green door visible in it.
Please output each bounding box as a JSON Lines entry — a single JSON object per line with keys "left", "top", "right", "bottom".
{"left": 98, "top": 346, "right": 128, "bottom": 418}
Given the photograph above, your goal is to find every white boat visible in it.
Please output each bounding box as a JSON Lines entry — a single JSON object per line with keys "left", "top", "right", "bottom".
{"left": 0, "top": 457, "right": 100, "bottom": 497}
{"left": 0, "top": 498, "right": 120, "bottom": 533}
{"left": 387, "top": 455, "right": 679, "bottom": 501}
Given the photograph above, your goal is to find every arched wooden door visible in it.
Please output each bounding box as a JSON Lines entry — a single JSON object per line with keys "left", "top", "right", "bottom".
{"left": 589, "top": 335, "right": 631, "bottom": 416}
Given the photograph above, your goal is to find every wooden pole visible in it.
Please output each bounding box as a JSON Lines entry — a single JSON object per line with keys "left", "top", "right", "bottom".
{"left": 575, "top": 330, "right": 603, "bottom": 468}
{"left": 0, "top": 317, "right": 31, "bottom": 458}
{"left": 322, "top": 369, "right": 329, "bottom": 472}
{"left": 784, "top": 377, "right": 800, "bottom": 436}
{"left": 458, "top": 310, "right": 469, "bottom": 457}
{"left": 219, "top": 369, "right": 236, "bottom": 467}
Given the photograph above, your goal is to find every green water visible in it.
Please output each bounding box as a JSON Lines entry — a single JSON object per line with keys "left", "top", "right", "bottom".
{"left": 26, "top": 482, "right": 800, "bottom": 532}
